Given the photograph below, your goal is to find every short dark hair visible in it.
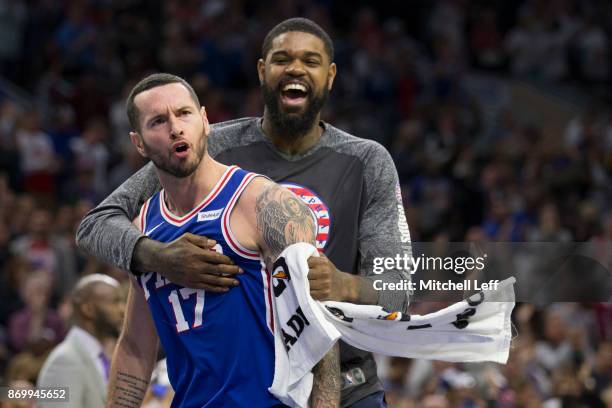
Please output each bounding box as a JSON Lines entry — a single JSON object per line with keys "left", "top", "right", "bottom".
{"left": 126, "top": 73, "right": 200, "bottom": 132}
{"left": 261, "top": 18, "right": 334, "bottom": 62}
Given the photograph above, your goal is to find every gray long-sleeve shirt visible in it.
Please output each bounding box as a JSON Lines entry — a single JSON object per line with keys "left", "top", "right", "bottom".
{"left": 76, "top": 117, "right": 412, "bottom": 405}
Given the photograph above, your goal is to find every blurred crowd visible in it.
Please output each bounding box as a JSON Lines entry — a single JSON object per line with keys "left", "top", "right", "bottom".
{"left": 377, "top": 302, "right": 611, "bottom": 407}
{"left": 0, "top": 0, "right": 610, "bottom": 407}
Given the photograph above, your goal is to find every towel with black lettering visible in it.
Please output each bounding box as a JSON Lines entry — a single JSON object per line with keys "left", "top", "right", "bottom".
{"left": 269, "top": 243, "right": 515, "bottom": 407}
{"left": 268, "top": 246, "right": 341, "bottom": 408}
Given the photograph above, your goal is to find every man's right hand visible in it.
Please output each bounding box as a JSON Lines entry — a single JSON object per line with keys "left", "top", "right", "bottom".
{"left": 131, "top": 233, "right": 243, "bottom": 291}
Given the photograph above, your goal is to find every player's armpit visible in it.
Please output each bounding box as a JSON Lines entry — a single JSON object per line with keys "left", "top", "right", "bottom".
{"left": 310, "top": 342, "right": 341, "bottom": 408}
{"left": 254, "top": 181, "right": 317, "bottom": 269}
{"left": 107, "top": 277, "right": 159, "bottom": 408}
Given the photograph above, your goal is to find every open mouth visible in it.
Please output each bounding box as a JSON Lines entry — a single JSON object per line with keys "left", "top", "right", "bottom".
{"left": 280, "top": 82, "right": 309, "bottom": 107}
{"left": 172, "top": 141, "right": 190, "bottom": 157}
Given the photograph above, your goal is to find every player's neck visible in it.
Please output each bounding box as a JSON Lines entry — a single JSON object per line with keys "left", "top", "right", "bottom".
{"left": 261, "top": 111, "right": 324, "bottom": 155}
{"left": 157, "top": 155, "right": 226, "bottom": 217}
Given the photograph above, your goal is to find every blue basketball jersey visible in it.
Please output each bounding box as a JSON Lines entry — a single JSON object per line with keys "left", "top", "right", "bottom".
{"left": 136, "top": 166, "right": 282, "bottom": 408}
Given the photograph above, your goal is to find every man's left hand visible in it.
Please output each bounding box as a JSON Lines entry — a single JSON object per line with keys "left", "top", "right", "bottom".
{"left": 307, "top": 255, "right": 350, "bottom": 302}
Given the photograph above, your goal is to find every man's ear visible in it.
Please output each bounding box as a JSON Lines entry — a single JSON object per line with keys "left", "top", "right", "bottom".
{"left": 129, "top": 131, "right": 147, "bottom": 157}
{"left": 80, "top": 302, "right": 95, "bottom": 320}
{"left": 257, "top": 58, "right": 265, "bottom": 85}
{"left": 327, "top": 62, "right": 337, "bottom": 91}
{"left": 200, "top": 106, "right": 210, "bottom": 135}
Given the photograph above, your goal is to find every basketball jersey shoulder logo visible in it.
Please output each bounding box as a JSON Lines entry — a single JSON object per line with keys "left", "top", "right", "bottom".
{"left": 281, "top": 182, "right": 331, "bottom": 249}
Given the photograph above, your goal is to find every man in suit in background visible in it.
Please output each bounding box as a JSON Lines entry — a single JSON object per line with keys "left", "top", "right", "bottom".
{"left": 37, "top": 274, "right": 125, "bottom": 408}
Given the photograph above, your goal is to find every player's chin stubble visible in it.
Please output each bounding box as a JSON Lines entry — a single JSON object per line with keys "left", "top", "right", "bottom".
{"left": 144, "top": 137, "right": 206, "bottom": 178}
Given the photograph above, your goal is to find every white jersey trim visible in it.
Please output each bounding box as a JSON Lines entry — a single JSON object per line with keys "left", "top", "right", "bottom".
{"left": 159, "top": 165, "right": 238, "bottom": 227}
{"left": 220, "top": 172, "right": 261, "bottom": 260}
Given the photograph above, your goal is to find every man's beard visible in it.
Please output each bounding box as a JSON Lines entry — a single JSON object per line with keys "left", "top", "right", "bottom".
{"left": 93, "top": 311, "right": 120, "bottom": 339}
{"left": 261, "top": 81, "right": 328, "bottom": 140}
{"left": 143, "top": 137, "right": 206, "bottom": 178}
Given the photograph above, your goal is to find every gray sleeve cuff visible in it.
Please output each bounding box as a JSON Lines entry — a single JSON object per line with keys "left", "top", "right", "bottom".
{"left": 366, "top": 271, "right": 412, "bottom": 313}
{"left": 77, "top": 210, "right": 146, "bottom": 271}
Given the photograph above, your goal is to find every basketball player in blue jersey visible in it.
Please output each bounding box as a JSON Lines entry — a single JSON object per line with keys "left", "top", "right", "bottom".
{"left": 107, "top": 73, "right": 340, "bottom": 408}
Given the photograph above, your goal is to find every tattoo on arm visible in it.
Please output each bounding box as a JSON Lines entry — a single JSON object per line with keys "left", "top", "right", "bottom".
{"left": 310, "top": 343, "right": 341, "bottom": 408}
{"left": 111, "top": 371, "right": 149, "bottom": 408}
{"left": 256, "top": 184, "right": 316, "bottom": 266}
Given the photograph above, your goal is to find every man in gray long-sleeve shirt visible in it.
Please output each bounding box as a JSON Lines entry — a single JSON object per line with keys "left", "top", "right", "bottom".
{"left": 76, "top": 18, "right": 412, "bottom": 407}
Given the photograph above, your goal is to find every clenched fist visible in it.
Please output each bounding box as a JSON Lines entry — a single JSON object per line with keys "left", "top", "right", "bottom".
{"left": 307, "top": 254, "right": 352, "bottom": 302}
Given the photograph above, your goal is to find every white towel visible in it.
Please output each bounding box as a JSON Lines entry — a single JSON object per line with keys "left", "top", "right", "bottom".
{"left": 269, "top": 243, "right": 515, "bottom": 407}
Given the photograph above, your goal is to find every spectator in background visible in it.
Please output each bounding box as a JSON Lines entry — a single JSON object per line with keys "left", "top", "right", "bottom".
{"left": 108, "top": 145, "right": 147, "bottom": 192}
{"left": 572, "top": 14, "right": 609, "bottom": 83}
{"left": 535, "top": 305, "right": 594, "bottom": 369}
{"left": 0, "top": 0, "right": 27, "bottom": 83}
{"left": 469, "top": 5, "right": 504, "bottom": 71}
{"left": 10, "top": 208, "right": 77, "bottom": 298}
{"left": 528, "top": 202, "right": 572, "bottom": 242}
{"left": 5, "top": 194, "right": 35, "bottom": 239}
{"left": 0, "top": 255, "right": 28, "bottom": 329}
{"left": 69, "top": 117, "right": 110, "bottom": 200}
{"left": 0, "top": 101, "right": 22, "bottom": 189}
{"left": 505, "top": 10, "right": 541, "bottom": 77}
{"left": 14, "top": 110, "right": 57, "bottom": 196}
{"left": 580, "top": 341, "right": 612, "bottom": 407}
{"left": 0, "top": 254, "right": 26, "bottom": 377}
{"left": 70, "top": 73, "right": 111, "bottom": 129}
{"left": 159, "top": 21, "right": 200, "bottom": 78}
{"left": 0, "top": 100, "right": 20, "bottom": 141}
{"left": 427, "top": 1, "right": 465, "bottom": 57}
{"left": 47, "top": 105, "right": 80, "bottom": 190}
{"left": 54, "top": 4, "right": 97, "bottom": 73}
{"left": 108, "top": 81, "right": 136, "bottom": 153}
{"left": 7, "top": 270, "right": 64, "bottom": 354}
{"left": 37, "top": 274, "right": 124, "bottom": 408}
{"left": 0, "top": 180, "right": 12, "bottom": 263}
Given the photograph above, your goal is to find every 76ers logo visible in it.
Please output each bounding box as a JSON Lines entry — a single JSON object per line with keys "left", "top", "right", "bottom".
{"left": 281, "top": 183, "right": 331, "bottom": 249}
